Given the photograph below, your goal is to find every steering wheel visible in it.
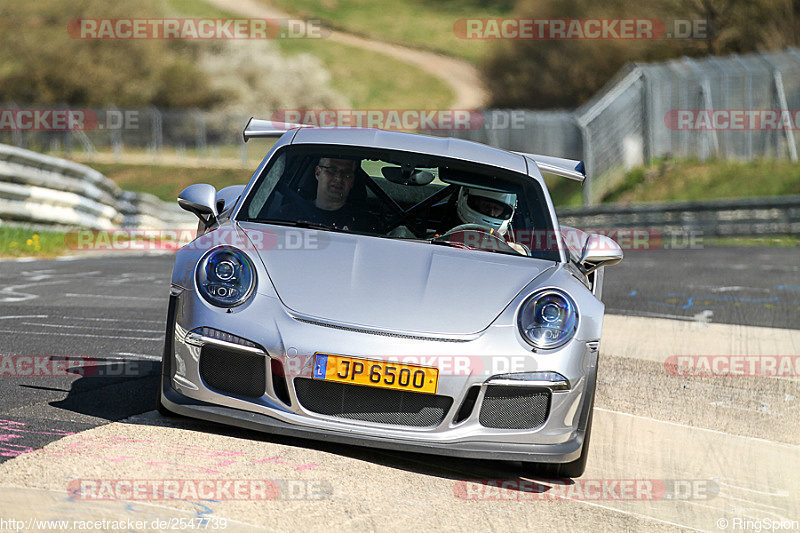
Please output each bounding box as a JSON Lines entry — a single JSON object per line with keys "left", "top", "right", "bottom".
{"left": 433, "top": 224, "right": 518, "bottom": 254}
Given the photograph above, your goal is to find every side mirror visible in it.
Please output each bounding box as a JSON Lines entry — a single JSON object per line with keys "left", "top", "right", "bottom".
{"left": 579, "top": 234, "right": 623, "bottom": 274}
{"left": 216, "top": 185, "right": 246, "bottom": 214}
{"left": 178, "top": 184, "right": 218, "bottom": 221}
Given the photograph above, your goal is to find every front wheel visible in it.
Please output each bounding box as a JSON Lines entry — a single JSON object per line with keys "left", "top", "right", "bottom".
{"left": 157, "top": 295, "right": 181, "bottom": 418}
{"left": 525, "top": 401, "right": 594, "bottom": 479}
{"left": 157, "top": 375, "right": 178, "bottom": 418}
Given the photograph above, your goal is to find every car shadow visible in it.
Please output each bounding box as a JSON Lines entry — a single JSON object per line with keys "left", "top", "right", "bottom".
{"left": 46, "top": 356, "right": 160, "bottom": 421}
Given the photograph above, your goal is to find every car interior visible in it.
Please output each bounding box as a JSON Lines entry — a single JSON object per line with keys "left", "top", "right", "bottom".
{"left": 240, "top": 145, "right": 561, "bottom": 261}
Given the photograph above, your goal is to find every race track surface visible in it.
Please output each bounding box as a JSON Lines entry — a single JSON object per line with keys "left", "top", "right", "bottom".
{"left": 0, "top": 247, "right": 797, "bottom": 531}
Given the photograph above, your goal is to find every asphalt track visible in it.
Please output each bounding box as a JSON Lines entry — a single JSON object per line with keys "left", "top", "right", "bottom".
{"left": 0, "top": 247, "right": 797, "bottom": 531}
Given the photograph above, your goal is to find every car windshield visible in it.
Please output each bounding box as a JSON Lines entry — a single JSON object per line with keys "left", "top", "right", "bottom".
{"left": 237, "top": 144, "right": 561, "bottom": 261}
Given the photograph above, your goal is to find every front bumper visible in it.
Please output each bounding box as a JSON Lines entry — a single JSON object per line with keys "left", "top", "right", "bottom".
{"left": 161, "top": 288, "right": 599, "bottom": 464}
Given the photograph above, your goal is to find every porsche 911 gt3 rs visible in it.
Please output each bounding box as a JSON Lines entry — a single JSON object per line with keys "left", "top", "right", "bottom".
{"left": 158, "top": 119, "right": 623, "bottom": 478}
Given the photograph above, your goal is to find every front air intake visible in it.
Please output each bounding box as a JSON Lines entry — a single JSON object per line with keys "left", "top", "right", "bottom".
{"left": 199, "top": 344, "right": 266, "bottom": 398}
{"left": 478, "top": 386, "right": 550, "bottom": 429}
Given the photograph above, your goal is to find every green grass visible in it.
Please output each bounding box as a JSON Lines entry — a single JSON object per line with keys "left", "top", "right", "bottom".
{"left": 0, "top": 226, "right": 69, "bottom": 258}
{"left": 89, "top": 161, "right": 255, "bottom": 202}
{"left": 256, "top": 0, "right": 513, "bottom": 64}
{"left": 546, "top": 158, "right": 800, "bottom": 207}
{"left": 601, "top": 158, "right": 800, "bottom": 204}
{"left": 163, "top": 0, "right": 455, "bottom": 109}
{"left": 545, "top": 176, "right": 584, "bottom": 207}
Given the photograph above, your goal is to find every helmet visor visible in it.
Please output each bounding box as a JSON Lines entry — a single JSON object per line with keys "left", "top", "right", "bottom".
{"left": 466, "top": 194, "right": 514, "bottom": 220}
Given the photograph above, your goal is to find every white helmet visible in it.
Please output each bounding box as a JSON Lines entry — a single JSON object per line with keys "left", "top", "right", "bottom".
{"left": 456, "top": 188, "right": 516, "bottom": 236}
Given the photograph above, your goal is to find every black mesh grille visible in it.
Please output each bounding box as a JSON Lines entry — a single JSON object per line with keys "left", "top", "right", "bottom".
{"left": 270, "top": 359, "right": 292, "bottom": 406}
{"left": 454, "top": 386, "right": 481, "bottom": 424}
{"left": 479, "top": 386, "right": 550, "bottom": 429}
{"left": 199, "top": 344, "right": 266, "bottom": 398}
{"left": 294, "top": 378, "right": 452, "bottom": 427}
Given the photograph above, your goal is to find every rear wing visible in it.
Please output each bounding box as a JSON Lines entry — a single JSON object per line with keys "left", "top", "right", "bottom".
{"left": 242, "top": 117, "right": 311, "bottom": 142}
{"left": 513, "top": 152, "right": 586, "bottom": 183}
{"left": 241, "top": 118, "right": 587, "bottom": 184}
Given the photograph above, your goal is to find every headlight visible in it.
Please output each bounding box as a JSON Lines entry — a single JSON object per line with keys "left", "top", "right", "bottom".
{"left": 196, "top": 247, "right": 256, "bottom": 307}
{"left": 517, "top": 289, "right": 578, "bottom": 349}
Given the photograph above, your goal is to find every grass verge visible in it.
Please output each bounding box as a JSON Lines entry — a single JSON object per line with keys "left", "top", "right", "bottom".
{"left": 601, "top": 158, "right": 800, "bottom": 204}
{"left": 89, "top": 162, "right": 253, "bottom": 202}
{"left": 0, "top": 227, "right": 69, "bottom": 258}
{"left": 547, "top": 158, "right": 800, "bottom": 207}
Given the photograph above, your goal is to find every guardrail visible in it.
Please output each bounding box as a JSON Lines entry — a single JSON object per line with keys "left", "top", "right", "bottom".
{"left": 3, "top": 143, "right": 796, "bottom": 239}
{"left": 0, "top": 143, "right": 194, "bottom": 230}
{"left": 556, "top": 195, "right": 800, "bottom": 237}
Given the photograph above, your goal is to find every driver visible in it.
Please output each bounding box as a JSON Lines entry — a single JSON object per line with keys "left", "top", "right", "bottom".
{"left": 276, "top": 156, "right": 380, "bottom": 233}
{"left": 454, "top": 188, "right": 527, "bottom": 254}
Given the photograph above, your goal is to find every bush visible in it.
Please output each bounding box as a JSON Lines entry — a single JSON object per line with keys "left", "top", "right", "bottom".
{"left": 0, "top": 0, "right": 223, "bottom": 108}
{"left": 483, "top": 0, "right": 800, "bottom": 109}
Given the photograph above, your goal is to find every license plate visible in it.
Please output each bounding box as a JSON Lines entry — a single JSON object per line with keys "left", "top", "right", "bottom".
{"left": 312, "top": 354, "right": 438, "bottom": 394}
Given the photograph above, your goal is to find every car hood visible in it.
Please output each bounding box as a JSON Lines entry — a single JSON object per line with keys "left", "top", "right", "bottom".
{"left": 240, "top": 223, "right": 554, "bottom": 335}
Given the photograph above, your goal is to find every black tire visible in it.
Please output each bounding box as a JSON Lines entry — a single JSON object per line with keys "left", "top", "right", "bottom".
{"left": 157, "top": 392, "right": 177, "bottom": 418}
{"left": 156, "top": 373, "right": 180, "bottom": 418}
{"left": 157, "top": 295, "right": 181, "bottom": 419}
{"left": 525, "top": 401, "right": 594, "bottom": 479}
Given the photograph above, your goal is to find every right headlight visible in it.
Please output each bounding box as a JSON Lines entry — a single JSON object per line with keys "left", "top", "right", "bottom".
{"left": 517, "top": 289, "right": 578, "bottom": 349}
{"left": 196, "top": 246, "right": 256, "bottom": 308}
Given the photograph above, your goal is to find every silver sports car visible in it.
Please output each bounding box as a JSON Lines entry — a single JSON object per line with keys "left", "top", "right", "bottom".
{"left": 159, "top": 119, "right": 623, "bottom": 478}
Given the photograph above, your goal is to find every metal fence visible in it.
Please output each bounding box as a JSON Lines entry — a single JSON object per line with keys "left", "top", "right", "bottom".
{"left": 3, "top": 47, "right": 800, "bottom": 204}
{"left": 442, "top": 47, "right": 800, "bottom": 204}
{"left": 0, "top": 107, "right": 258, "bottom": 166}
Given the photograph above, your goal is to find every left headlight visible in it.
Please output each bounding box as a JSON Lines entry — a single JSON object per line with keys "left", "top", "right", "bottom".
{"left": 517, "top": 289, "right": 578, "bottom": 349}
{"left": 196, "top": 246, "right": 256, "bottom": 307}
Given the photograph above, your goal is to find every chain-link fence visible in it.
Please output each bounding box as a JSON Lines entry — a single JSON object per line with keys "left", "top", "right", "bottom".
{"left": 0, "top": 107, "right": 259, "bottom": 166}
{"left": 443, "top": 47, "right": 800, "bottom": 204}
{"left": 3, "top": 47, "right": 800, "bottom": 203}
